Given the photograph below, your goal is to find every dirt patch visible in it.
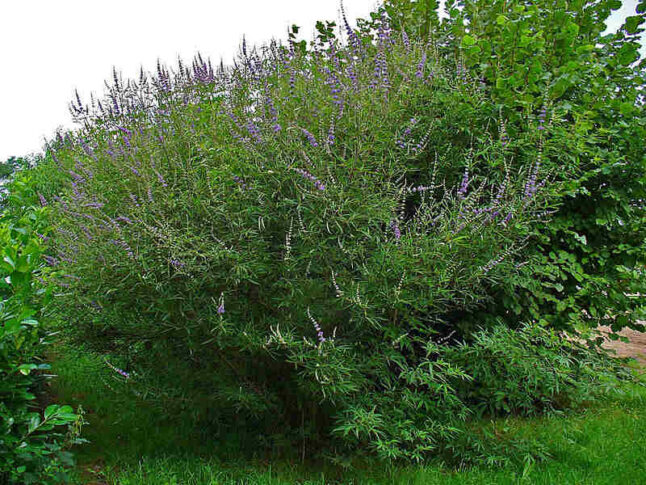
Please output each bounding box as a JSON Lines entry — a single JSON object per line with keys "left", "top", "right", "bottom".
{"left": 599, "top": 322, "right": 646, "bottom": 365}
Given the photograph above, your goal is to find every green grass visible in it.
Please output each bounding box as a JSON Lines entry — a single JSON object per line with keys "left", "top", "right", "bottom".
{"left": 50, "top": 347, "right": 646, "bottom": 485}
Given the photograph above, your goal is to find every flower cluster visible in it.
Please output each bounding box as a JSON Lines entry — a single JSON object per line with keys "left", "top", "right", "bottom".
{"left": 307, "top": 307, "right": 326, "bottom": 344}
{"left": 293, "top": 167, "right": 325, "bottom": 191}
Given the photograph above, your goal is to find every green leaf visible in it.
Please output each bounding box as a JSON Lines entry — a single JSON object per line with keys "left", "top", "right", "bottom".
{"left": 3, "top": 254, "right": 16, "bottom": 269}
{"left": 28, "top": 414, "right": 41, "bottom": 433}
{"left": 18, "top": 364, "right": 37, "bottom": 375}
{"left": 624, "top": 16, "right": 644, "bottom": 35}
{"left": 461, "top": 34, "right": 476, "bottom": 47}
{"left": 617, "top": 43, "right": 639, "bottom": 66}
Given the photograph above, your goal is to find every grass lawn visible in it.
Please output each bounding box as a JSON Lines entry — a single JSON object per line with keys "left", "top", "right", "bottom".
{"left": 50, "top": 348, "right": 645, "bottom": 484}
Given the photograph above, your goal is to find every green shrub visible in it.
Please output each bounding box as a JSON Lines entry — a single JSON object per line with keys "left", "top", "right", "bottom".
{"left": 0, "top": 198, "right": 83, "bottom": 484}
{"left": 23, "top": 6, "right": 629, "bottom": 463}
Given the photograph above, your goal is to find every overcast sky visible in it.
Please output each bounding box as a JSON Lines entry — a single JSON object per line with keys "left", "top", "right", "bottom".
{"left": 0, "top": 0, "right": 642, "bottom": 161}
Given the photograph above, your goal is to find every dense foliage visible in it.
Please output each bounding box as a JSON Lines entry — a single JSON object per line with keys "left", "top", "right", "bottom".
{"left": 0, "top": 174, "right": 83, "bottom": 484}
{"left": 385, "top": 0, "right": 646, "bottom": 335}
{"left": 11, "top": 3, "right": 630, "bottom": 463}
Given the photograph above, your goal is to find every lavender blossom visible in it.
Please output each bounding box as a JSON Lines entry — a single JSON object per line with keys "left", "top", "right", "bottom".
{"left": 233, "top": 175, "right": 248, "bottom": 190}
{"left": 246, "top": 120, "right": 262, "bottom": 143}
{"left": 301, "top": 129, "right": 319, "bottom": 148}
{"left": 79, "top": 138, "right": 95, "bottom": 158}
{"left": 409, "top": 185, "right": 433, "bottom": 193}
{"left": 346, "top": 62, "right": 359, "bottom": 91}
{"left": 457, "top": 168, "right": 470, "bottom": 199}
{"left": 42, "top": 255, "right": 59, "bottom": 266}
{"left": 307, "top": 307, "right": 326, "bottom": 344}
{"left": 482, "top": 253, "right": 506, "bottom": 274}
{"left": 115, "top": 216, "right": 133, "bottom": 225}
{"left": 105, "top": 359, "right": 130, "bottom": 379}
{"left": 110, "top": 238, "right": 134, "bottom": 258}
{"left": 390, "top": 219, "right": 402, "bottom": 240}
{"left": 537, "top": 107, "right": 547, "bottom": 131}
{"left": 402, "top": 31, "right": 410, "bottom": 51}
{"left": 264, "top": 84, "right": 282, "bottom": 132}
{"left": 341, "top": 2, "right": 361, "bottom": 54}
{"left": 155, "top": 170, "right": 168, "bottom": 187}
{"left": 69, "top": 170, "right": 84, "bottom": 183}
{"left": 83, "top": 202, "right": 104, "bottom": 209}
{"left": 293, "top": 167, "right": 325, "bottom": 191}
{"left": 416, "top": 53, "right": 427, "bottom": 79}
{"left": 217, "top": 292, "right": 225, "bottom": 314}
{"left": 396, "top": 118, "right": 417, "bottom": 149}
{"left": 500, "top": 119, "right": 509, "bottom": 147}
{"left": 327, "top": 119, "right": 336, "bottom": 145}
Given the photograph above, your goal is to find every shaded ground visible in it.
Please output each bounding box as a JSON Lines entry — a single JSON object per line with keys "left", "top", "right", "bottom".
{"left": 600, "top": 321, "right": 646, "bottom": 365}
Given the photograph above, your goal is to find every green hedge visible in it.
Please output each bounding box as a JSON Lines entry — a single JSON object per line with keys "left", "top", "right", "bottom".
{"left": 0, "top": 173, "right": 83, "bottom": 484}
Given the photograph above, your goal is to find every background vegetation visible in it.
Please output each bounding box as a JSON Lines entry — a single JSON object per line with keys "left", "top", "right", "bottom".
{"left": 0, "top": 172, "right": 83, "bottom": 483}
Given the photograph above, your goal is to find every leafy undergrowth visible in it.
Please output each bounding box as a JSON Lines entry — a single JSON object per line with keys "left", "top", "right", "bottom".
{"left": 50, "top": 347, "right": 645, "bottom": 484}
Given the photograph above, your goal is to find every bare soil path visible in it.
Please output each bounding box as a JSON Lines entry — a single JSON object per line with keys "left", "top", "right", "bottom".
{"left": 599, "top": 322, "right": 646, "bottom": 365}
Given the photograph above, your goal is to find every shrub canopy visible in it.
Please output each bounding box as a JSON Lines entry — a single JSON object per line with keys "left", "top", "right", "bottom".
{"left": 13, "top": 0, "right": 642, "bottom": 462}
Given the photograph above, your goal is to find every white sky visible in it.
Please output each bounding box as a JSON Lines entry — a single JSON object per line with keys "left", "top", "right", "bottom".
{"left": 0, "top": 0, "right": 642, "bottom": 161}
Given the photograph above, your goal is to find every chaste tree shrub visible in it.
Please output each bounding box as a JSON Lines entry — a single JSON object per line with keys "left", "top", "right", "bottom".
{"left": 385, "top": 0, "right": 646, "bottom": 335}
{"left": 33, "top": 10, "right": 621, "bottom": 461}
{"left": 0, "top": 176, "right": 83, "bottom": 484}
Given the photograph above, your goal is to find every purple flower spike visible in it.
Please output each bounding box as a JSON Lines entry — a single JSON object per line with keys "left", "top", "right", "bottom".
{"left": 416, "top": 53, "right": 427, "bottom": 79}
{"left": 301, "top": 129, "right": 318, "bottom": 147}
{"left": 105, "top": 359, "right": 130, "bottom": 379}
{"left": 390, "top": 219, "right": 401, "bottom": 240}
{"left": 458, "top": 168, "right": 469, "bottom": 199}
{"left": 69, "top": 170, "right": 84, "bottom": 183}
{"left": 307, "top": 308, "right": 326, "bottom": 344}
{"left": 155, "top": 170, "right": 168, "bottom": 187}
{"left": 293, "top": 167, "right": 325, "bottom": 191}
{"left": 116, "top": 216, "right": 133, "bottom": 225}
{"left": 537, "top": 107, "right": 547, "bottom": 131}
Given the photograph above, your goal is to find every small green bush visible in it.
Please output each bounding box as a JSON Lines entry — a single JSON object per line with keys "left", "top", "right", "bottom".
{"left": 0, "top": 195, "right": 83, "bottom": 484}
{"left": 443, "top": 323, "right": 621, "bottom": 417}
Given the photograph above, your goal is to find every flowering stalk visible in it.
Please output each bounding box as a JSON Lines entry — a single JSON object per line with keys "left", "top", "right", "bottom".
{"left": 301, "top": 129, "right": 319, "bottom": 148}
{"left": 457, "top": 168, "right": 470, "bottom": 199}
{"left": 307, "top": 307, "right": 326, "bottom": 344}
{"left": 293, "top": 167, "right": 325, "bottom": 191}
